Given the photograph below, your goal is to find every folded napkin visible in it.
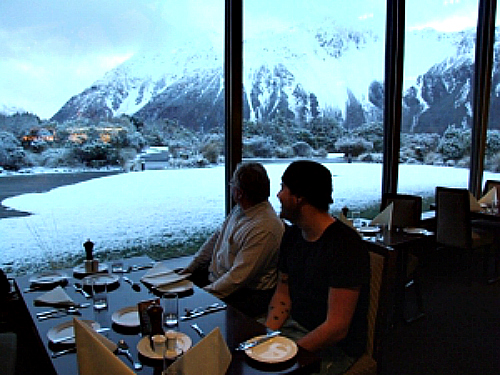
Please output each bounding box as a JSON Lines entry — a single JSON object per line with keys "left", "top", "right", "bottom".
{"left": 74, "top": 318, "right": 134, "bottom": 375}
{"left": 469, "top": 192, "right": 482, "bottom": 212}
{"left": 141, "top": 262, "right": 188, "bottom": 288}
{"left": 338, "top": 212, "right": 354, "bottom": 228}
{"left": 34, "top": 285, "right": 75, "bottom": 307}
{"left": 370, "top": 202, "right": 393, "bottom": 229}
{"left": 479, "top": 187, "right": 498, "bottom": 205}
{"left": 167, "top": 327, "right": 231, "bottom": 375}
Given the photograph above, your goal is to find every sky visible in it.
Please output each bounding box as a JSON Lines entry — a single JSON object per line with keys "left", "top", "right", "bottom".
{"left": 2, "top": 161, "right": 500, "bottom": 274}
{"left": 0, "top": 0, "right": 487, "bottom": 119}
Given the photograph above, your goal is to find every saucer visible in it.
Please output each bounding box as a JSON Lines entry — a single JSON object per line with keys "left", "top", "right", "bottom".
{"left": 137, "top": 332, "right": 192, "bottom": 360}
{"left": 245, "top": 335, "right": 297, "bottom": 363}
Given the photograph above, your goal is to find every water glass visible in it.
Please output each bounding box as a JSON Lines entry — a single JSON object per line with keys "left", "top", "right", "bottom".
{"left": 162, "top": 292, "right": 179, "bottom": 329}
{"left": 351, "top": 211, "right": 361, "bottom": 228}
{"left": 92, "top": 279, "right": 108, "bottom": 310}
{"left": 111, "top": 261, "right": 124, "bottom": 273}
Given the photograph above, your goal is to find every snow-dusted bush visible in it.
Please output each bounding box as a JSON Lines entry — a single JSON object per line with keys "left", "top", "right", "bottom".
{"left": 353, "top": 122, "right": 383, "bottom": 152}
{"left": 358, "top": 152, "right": 383, "bottom": 163}
{"left": 292, "top": 141, "right": 313, "bottom": 157}
{"left": 335, "top": 136, "right": 373, "bottom": 157}
{"left": 437, "top": 125, "right": 471, "bottom": 160}
{"left": 486, "top": 130, "right": 500, "bottom": 156}
{"left": 243, "top": 136, "right": 276, "bottom": 158}
{"left": 424, "top": 151, "right": 444, "bottom": 165}
{"left": 275, "top": 146, "right": 295, "bottom": 158}
{"left": 0, "top": 131, "right": 27, "bottom": 170}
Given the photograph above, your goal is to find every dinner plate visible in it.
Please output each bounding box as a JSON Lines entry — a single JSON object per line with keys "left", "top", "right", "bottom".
{"left": 137, "top": 332, "right": 192, "bottom": 360}
{"left": 29, "top": 271, "right": 68, "bottom": 287}
{"left": 81, "top": 273, "right": 120, "bottom": 287}
{"left": 156, "top": 279, "right": 194, "bottom": 294}
{"left": 358, "top": 226, "right": 381, "bottom": 234}
{"left": 111, "top": 306, "right": 140, "bottom": 328}
{"left": 47, "top": 320, "right": 100, "bottom": 345}
{"left": 73, "top": 263, "right": 109, "bottom": 276}
{"left": 245, "top": 335, "right": 298, "bottom": 364}
{"left": 403, "top": 227, "right": 427, "bottom": 235}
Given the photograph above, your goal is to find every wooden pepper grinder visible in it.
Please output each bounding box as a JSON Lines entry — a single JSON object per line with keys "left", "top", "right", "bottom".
{"left": 83, "top": 239, "right": 98, "bottom": 273}
{"left": 147, "top": 303, "right": 164, "bottom": 347}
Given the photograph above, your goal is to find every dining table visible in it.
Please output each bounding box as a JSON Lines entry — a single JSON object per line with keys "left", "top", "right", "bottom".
{"left": 14, "top": 255, "right": 320, "bottom": 375}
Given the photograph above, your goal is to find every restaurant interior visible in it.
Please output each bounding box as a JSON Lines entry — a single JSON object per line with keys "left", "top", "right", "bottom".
{"left": 2, "top": 1, "right": 500, "bottom": 374}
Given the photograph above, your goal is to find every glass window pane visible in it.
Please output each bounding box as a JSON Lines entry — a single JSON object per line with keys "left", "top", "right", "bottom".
{"left": 0, "top": 1, "right": 224, "bottom": 275}
{"left": 243, "top": 1, "right": 386, "bottom": 219}
{"left": 401, "top": 1, "right": 479, "bottom": 210}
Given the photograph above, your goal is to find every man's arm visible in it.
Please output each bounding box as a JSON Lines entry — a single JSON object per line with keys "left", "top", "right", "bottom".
{"left": 203, "top": 230, "right": 280, "bottom": 298}
{"left": 297, "top": 286, "right": 360, "bottom": 352}
{"left": 180, "top": 229, "right": 220, "bottom": 274}
{"left": 265, "top": 272, "right": 291, "bottom": 331}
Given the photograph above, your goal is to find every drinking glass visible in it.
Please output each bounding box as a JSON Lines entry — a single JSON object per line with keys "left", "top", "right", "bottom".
{"left": 111, "top": 261, "right": 124, "bottom": 273}
{"left": 162, "top": 292, "right": 178, "bottom": 329}
{"left": 351, "top": 211, "right": 361, "bottom": 228}
{"left": 92, "top": 279, "right": 108, "bottom": 310}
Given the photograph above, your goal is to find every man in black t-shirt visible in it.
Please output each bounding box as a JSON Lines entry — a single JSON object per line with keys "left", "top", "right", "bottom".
{"left": 265, "top": 160, "right": 370, "bottom": 375}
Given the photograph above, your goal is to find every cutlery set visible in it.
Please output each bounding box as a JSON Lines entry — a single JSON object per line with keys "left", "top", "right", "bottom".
{"left": 36, "top": 303, "right": 91, "bottom": 321}
{"left": 235, "top": 330, "right": 281, "bottom": 351}
{"left": 181, "top": 303, "right": 227, "bottom": 321}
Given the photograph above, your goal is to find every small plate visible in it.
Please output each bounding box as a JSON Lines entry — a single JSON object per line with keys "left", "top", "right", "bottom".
{"left": 47, "top": 320, "right": 100, "bottom": 345}
{"left": 358, "top": 226, "right": 380, "bottom": 234}
{"left": 137, "top": 332, "right": 192, "bottom": 360}
{"left": 82, "top": 273, "right": 120, "bottom": 287}
{"left": 29, "top": 271, "right": 68, "bottom": 287}
{"left": 111, "top": 306, "right": 140, "bottom": 328}
{"left": 403, "top": 227, "right": 427, "bottom": 235}
{"left": 245, "top": 335, "right": 297, "bottom": 363}
{"left": 157, "top": 279, "right": 194, "bottom": 294}
{"left": 73, "top": 263, "right": 109, "bottom": 277}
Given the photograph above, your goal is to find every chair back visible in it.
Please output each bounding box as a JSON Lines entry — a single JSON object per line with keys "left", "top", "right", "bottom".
{"left": 483, "top": 179, "right": 500, "bottom": 198}
{"left": 435, "top": 187, "right": 472, "bottom": 250}
{"left": 365, "top": 241, "right": 396, "bottom": 358}
{"left": 381, "top": 193, "right": 422, "bottom": 229}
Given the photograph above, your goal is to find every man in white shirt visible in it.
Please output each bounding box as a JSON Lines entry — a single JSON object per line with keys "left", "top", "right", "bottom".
{"left": 180, "top": 162, "right": 285, "bottom": 317}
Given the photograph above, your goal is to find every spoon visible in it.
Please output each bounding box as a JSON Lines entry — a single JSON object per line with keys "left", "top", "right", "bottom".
{"left": 73, "top": 283, "right": 91, "bottom": 298}
{"left": 38, "top": 306, "right": 81, "bottom": 321}
{"left": 116, "top": 339, "right": 142, "bottom": 370}
{"left": 122, "top": 276, "right": 141, "bottom": 292}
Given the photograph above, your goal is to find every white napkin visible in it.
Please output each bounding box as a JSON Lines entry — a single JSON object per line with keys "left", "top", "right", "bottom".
{"left": 141, "top": 262, "right": 188, "bottom": 288}
{"left": 370, "top": 202, "right": 393, "bottom": 229}
{"left": 74, "top": 318, "right": 134, "bottom": 375}
{"left": 34, "top": 285, "right": 75, "bottom": 307}
{"left": 167, "top": 327, "right": 231, "bottom": 375}
{"left": 479, "top": 187, "right": 498, "bottom": 205}
{"left": 469, "top": 192, "right": 482, "bottom": 212}
{"left": 338, "top": 212, "right": 354, "bottom": 228}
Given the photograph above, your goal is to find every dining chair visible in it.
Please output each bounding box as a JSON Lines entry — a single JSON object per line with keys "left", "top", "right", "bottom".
{"left": 343, "top": 241, "right": 396, "bottom": 375}
{"left": 483, "top": 179, "right": 500, "bottom": 197}
{"left": 380, "top": 193, "right": 422, "bottom": 229}
{"left": 435, "top": 187, "right": 496, "bottom": 283}
{"left": 380, "top": 193, "right": 425, "bottom": 322}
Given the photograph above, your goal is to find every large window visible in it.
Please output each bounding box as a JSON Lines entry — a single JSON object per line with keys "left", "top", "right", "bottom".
{"left": 243, "top": 1, "right": 386, "bottom": 217}
{"left": 400, "top": 0, "right": 479, "bottom": 209}
{"left": 0, "top": 1, "right": 225, "bottom": 274}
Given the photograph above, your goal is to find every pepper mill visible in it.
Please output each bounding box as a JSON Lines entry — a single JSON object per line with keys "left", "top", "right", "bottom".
{"left": 83, "top": 239, "right": 98, "bottom": 273}
{"left": 147, "top": 303, "right": 164, "bottom": 347}
{"left": 84, "top": 239, "right": 94, "bottom": 260}
{"left": 342, "top": 206, "right": 349, "bottom": 217}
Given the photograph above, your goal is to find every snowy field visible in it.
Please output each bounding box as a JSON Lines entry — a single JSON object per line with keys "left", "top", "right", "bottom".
{"left": 2, "top": 162, "right": 499, "bottom": 273}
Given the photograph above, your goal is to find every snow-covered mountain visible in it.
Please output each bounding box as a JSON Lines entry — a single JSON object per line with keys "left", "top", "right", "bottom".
{"left": 51, "top": 19, "right": 491, "bottom": 134}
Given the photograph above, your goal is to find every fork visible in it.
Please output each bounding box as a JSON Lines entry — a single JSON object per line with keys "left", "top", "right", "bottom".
{"left": 73, "top": 283, "right": 91, "bottom": 298}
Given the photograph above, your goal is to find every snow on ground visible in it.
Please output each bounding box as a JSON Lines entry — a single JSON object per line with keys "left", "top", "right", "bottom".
{"left": 1, "top": 162, "right": 499, "bottom": 271}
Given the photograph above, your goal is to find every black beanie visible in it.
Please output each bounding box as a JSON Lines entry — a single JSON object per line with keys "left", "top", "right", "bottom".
{"left": 281, "top": 160, "right": 333, "bottom": 210}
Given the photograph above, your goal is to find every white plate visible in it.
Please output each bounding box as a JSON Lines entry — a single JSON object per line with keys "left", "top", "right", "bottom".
{"left": 403, "top": 227, "right": 427, "bottom": 235}
{"left": 245, "top": 335, "right": 298, "bottom": 364}
{"left": 82, "top": 273, "right": 120, "bottom": 287}
{"left": 47, "top": 320, "right": 100, "bottom": 345}
{"left": 111, "top": 306, "right": 140, "bottom": 328}
{"left": 157, "top": 279, "right": 194, "bottom": 294}
{"left": 137, "top": 332, "right": 192, "bottom": 360}
{"left": 358, "top": 226, "right": 381, "bottom": 234}
{"left": 29, "top": 271, "right": 68, "bottom": 286}
{"left": 73, "top": 263, "right": 109, "bottom": 276}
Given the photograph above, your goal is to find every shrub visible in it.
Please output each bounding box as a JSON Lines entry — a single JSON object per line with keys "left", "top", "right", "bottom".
{"left": 0, "top": 131, "right": 27, "bottom": 170}
{"left": 437, "top": 125, "right": 470, "bottom": 160}
{"left": 335, "top": 136, "right": 373, "bottom": 157}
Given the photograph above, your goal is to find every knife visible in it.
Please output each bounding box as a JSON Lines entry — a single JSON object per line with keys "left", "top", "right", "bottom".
{"left": 51, "top": 327, "right": 110, "bottom": 344}
{"left": 180, "top": 303, "right": 227, "bottom": 321}
{"left": 235, "top": 330, "right": 281, "bottom": 351}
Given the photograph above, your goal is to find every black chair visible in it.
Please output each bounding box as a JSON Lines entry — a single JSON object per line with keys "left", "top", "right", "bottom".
{"left": 380, "top": 193, "right": 425, "bottom": 322}
{"left": 380, "top": 193, "right": 422, "bottom": 229}
{"left": 435, "top": 187, "right": 496, "bottom": 283}
{"left": 483, "top": 179, "right": 500, "bottom": 197}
